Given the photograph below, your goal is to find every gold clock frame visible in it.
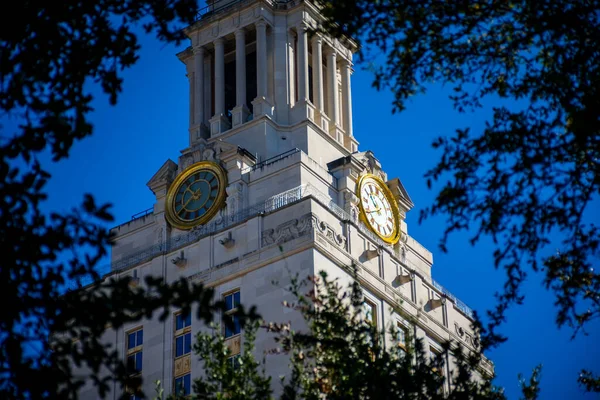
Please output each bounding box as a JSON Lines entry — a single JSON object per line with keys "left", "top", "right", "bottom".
{"left": 356, "top": 173, "right": 401, "bottom": 245}
{"left": 165, "top": 161, "right": 228, "bottom": 230}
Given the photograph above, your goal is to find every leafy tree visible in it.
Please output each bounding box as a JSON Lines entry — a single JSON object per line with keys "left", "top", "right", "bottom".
{"left": 316, "top": 0, "right": 600, "bottom": 390}
{"left": 187, "top": 271, "right": 542, "bottom": 400}
{"left": 192, "top": 322, "right": 272, "bottom": 400}
{"left": 0, "top": 1, "right": 263, "bottom": 398}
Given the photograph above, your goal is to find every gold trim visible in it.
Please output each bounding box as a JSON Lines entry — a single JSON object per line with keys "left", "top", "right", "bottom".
{"left": 356, "top": 173, "right": 401, "bottom": 244}
{"left": 165, "top": 161, "right": 228, "bottom": 230}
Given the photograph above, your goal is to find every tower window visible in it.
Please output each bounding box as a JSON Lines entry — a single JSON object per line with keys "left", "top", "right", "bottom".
{"left": 396, "top": 322, "right": 408, "bottom": 353}
{"left": 223, "top": 290, "right": 241, "bottom": 338}
{"left": 363, "top": 299, "right": 377, "bottom": 327}
{"left": 175, "top": 373, "right": 191, "bottom": 396}
{"left": 175, "top": 312, "right": 192, "bottom": 357}
{"left": 126, "top": 327, "right": 143, "bottom": 376}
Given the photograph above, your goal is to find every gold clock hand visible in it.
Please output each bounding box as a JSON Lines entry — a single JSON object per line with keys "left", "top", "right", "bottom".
{"left": 179, "top": 189, "right": 201, "bottom": 214}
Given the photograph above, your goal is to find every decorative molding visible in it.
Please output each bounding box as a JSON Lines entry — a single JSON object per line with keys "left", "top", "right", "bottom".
{"left": 219, "top": 231, "right": 235, "bottom": 249}
{"left": 171, "top": 250, "right": 187, "bottom": 269}
{"left": 343, "top": 191, "right": 359, "bottom": 222}
{"left": 177, "top": 139, "right": 235, "bottom": 171}
{"left": 261, "top": 213, "right": 317, "bottom": 247}
{"left": 225, "top": 335, "right": 241, "bottom": 356}
{"left": 147, "top": 159, "right": 177, "bottom": 195}
{"left": 454, "top": 322, "right": 465, "bottom": 338}
{"left": 362, "top": 248, "right": 380, "bottom": 260}
{"left": 261, "top": 213, "right": 347, "bottom": 250}
{"left": 392, "top": 272, "right": 413, "bottom": 287}
{"left": 226, "top": 182, "right": 245, "bottom": 221}
{"left": 317, "top": 219, "right": 346, "bottom": 248}
{"left": 174, "top": 354, "right": 191, "bottom": 376}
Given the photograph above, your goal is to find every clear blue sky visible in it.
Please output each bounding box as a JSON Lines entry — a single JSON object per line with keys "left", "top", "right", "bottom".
{"left": 6, "top": 19, "right": 598, "bottom": 399}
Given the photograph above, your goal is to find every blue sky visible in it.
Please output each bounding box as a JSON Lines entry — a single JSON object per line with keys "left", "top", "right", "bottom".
{"left": 5, "top": 20, "right": 598, "bottom": 399}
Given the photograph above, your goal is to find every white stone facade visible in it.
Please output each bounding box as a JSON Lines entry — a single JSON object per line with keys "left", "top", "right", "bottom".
{"left": 78, "top": 1, "right": 492, "bottom": 398}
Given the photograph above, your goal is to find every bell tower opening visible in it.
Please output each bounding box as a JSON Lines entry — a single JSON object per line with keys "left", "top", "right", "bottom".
{"left": 180, "top": 0, "right": 359, "bottom": 163}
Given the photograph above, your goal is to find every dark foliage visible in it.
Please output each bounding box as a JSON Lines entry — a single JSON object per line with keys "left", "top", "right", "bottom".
{"left": 0, "top": 1, "right": 250, "bottom": 398}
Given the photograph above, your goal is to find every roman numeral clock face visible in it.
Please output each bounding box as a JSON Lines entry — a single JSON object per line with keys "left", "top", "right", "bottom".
{"left": 357, "top": 174, "right": 401, "bottom": 244}
{"left": 165, "top": 161, "right": 228, "bottom": 230}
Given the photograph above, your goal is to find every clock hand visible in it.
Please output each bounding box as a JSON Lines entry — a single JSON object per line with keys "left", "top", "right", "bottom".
{"left": 369, "top": 195, "right": 383, "bottom": 216}
{"left": 179, "top": 189, "right": 201, "bottom": 214}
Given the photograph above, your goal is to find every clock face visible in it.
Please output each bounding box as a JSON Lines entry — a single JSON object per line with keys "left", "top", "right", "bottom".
{"left": 357, "top": 174, "right": 400, "bottom": 244}
{"left": 165, "top": 161, "right": 228, "bottom": 230}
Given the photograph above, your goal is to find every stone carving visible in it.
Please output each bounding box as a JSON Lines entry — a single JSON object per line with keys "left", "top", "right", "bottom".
{"left": 182, "top": 154, "right": 194, "bottom": 169}
{"left": 396, "top": 241, "right": 407, "bottom": 262}
{"left": 343, "top": 191, "right": 359, "bottom": 222}
{"left": 203, "top": 148, "right": 215, "bottom": 161}
{"left": 177, "top": 139, "right": 235, "bottom": 171}
{"left": 318, "top": 220, "right": 346, "bottom": 247}
{"left": 261, "top": 213, "right": 317, "bottom": 247}
{"left": 155, "top": 225, "right": 164, "bottom": 246}
{"left": 454, "top": 322, "right": 481, "bottom": 349}
{"left": 261, "top": 213, "right": 347, "bottom": 250}
{"left": 226, "top": 182, "right": 245, "bottom": 221}
{"left": 454, "top": 323, "right": 465, "bottom": 338}
{"left": 174, "top": 354, "right": 191, "bottom": 376}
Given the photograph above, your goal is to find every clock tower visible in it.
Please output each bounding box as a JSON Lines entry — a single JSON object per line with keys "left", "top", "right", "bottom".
{"left": 81, "top": 0, "right": 493, "bottom": 398}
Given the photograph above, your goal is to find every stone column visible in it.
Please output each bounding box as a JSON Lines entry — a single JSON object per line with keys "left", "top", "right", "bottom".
{"left": 296, "top": 23, "right": 308, "bottom": 103}
{"left": 214, "top": 38, "right": 225, "bottom": 116}
{"left": 194, "top": 47, "right": 205, "bottom": 126}
{"left": 232, "top": 29, "right": 250, "bottom": 127}
{"left": 341, "top": 59, "right": 353, "bottom": 137}
{"left": 273, "top": 19, "right": 290, "bottom": 124}
{"left": 256, "top": 21, "right": 267, "bottom": 99}
{"left": 209, "top": 37, "right": 231, "bottom": 135}
{"left": 186, "top": 61, "right": 193, "bottom": 132}
{"left": 287, "top": 29, "right": 296, "bottom": 107}
{"left": 252, "top": 20, "right": 273, "bottom": 118}
{"left": 340, "top": 58, "right": 358, "bottom": 151}
{"left": 191, "top": 46, "right": 208, "bottom": 142}
{"left": 312, "top": 34, "right": 328, "bottom": 131}
{"left": 327, "top": 48, "right": 341, "bottom": 141}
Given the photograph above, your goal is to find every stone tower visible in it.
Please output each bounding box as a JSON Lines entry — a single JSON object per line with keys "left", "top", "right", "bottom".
{"left": 79, "top": 0, "right": 492, "bottom": 398}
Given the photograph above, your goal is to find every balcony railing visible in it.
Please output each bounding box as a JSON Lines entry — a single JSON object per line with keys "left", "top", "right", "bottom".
{"left": 195, "top": 0, "right": 295, "bottom": 20}
{"left": 131, "top": 207, "right": 153, "bottom": 221}
{"left": 241, "top": 148, "right": 300, "bottom": 174}
{"left": 432, "top": 280, "right": 474, "bottom": 319}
